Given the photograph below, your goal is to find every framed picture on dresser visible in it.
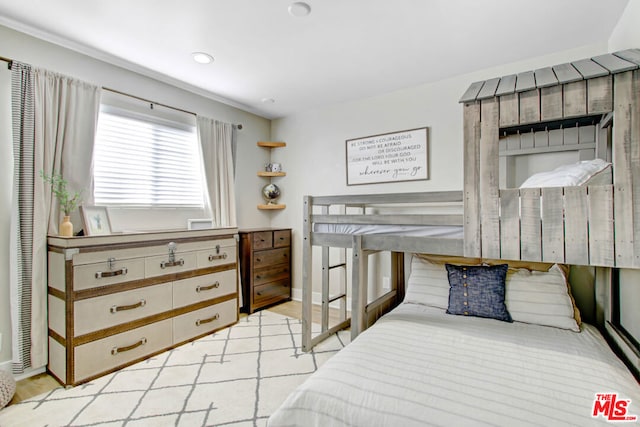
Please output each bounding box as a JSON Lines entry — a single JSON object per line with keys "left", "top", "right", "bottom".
{"left": 80, "top": 205, "right": 112, "bottom": 236}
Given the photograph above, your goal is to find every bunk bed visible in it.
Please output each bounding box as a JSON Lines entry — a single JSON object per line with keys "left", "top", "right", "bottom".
{"left": 301, "top": 48, "right": 640, "bottom": 352}
{"left": 276, "top": 48, "right": 640, "bottom": 427}
{"left": 302, "top": 191, "right": 465, "bottom": 349}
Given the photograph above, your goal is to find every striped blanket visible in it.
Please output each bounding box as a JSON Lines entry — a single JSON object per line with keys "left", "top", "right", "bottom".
{"left": 268, "top": 303, "right": 640, "bottom": 426}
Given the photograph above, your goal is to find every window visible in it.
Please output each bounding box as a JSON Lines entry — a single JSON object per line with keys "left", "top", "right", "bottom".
{"left": 612, "top": 269, "right": 640, "bottom": 354}
{"left": 93, "top": 104, "right": 205, "bottom": 208}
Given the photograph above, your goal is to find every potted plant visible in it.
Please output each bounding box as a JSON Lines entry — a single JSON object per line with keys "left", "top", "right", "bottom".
{"left": 40, "top": 171, "right": 83, "bottom": 237}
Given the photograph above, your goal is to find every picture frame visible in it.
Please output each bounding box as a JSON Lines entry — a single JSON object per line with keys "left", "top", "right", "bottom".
{"left": 80, "top": 205, "right": 112, "bottom": 236}
{"left": 187, "top": 218, "right": 214, "bottom": 230}
{"left": 345, "top": 127, "right": 429, "bottom": 185}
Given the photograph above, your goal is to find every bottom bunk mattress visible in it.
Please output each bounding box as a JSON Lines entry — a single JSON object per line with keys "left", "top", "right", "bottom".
{"left": 268, "top": 303, "right": 640, "bottom": 426}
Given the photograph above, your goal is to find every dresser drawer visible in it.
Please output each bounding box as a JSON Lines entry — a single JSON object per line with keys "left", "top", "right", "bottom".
{"left": 254, "top": 280, "right": 290, "bottom": 307}
{"left": 254, "top": 264, "right": 290, "bottom": 286}
{"left": 74, "top": 319, "right": 172, "bottom": 382}
{"left": 253, "top": 247, "right": 289, "bottom": 269}
{"left": 173, "top": 270, "right": 237, "bottom": 308}
{"left": 74, "top": 258, "right": 145, "bottom": 291}
{"left": 74, "top": 283, "right": 172, "bottom": 336}
{"left": 173, "top": 298, "right": 237, "bottom": 344}
{"left": 252, "top": 231, "right": 273, "bottom": 250}
{"left": 196, "top": 245, "right": 237, "bottom": 269}
{"left": 145, "top": 252, "right": 198, "bottom": 278}
{"left": 273, "top": 230, "right": 291, "bottom": 248}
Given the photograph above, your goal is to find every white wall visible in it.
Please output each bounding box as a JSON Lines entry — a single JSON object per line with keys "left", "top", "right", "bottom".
{"left": 0, "top": 24, "right": 272, "bottom": 369}
{"left": 609, "top": 0, "right": 640, "bottom": 51}
{"left": 271, "top": 43, "right": 610, "bottom": 298}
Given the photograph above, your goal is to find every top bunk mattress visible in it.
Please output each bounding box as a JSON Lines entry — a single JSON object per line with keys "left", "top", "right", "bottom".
{"left": 313, "top": 223, "right": 463, "bottom": 238}
{"left": 268, "top": 303, "right": 640, "bottom": 427}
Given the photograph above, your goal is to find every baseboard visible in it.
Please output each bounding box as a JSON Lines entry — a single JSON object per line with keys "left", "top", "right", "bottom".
{"left": 291, "top": 288, "right": 352, "bottom": 309}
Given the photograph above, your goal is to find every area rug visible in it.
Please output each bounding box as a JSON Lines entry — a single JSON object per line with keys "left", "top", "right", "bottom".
{"left": 0, "top": 310, "right": 350, "bottom": 427}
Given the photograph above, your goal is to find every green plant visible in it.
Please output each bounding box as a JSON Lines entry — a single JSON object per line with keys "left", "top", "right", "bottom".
{"left": 40, "top": 170, "right": 83, "bottom": 216}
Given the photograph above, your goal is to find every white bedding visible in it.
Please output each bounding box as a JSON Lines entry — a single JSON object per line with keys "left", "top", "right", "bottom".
{"left": 268, "top": 303, "right": 640, "bottom": 427}
{"left": 519, "top": 158, "right": 612, "bottom": 188}
{"left": 313, "top": 223, "right": 463, "bottom": 238}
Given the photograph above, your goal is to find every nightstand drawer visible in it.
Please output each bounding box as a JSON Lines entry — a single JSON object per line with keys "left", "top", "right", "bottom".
{"left": 74, "top": 283, "right": 172, "bottom": 336}
{"left": 254, "top": 280, "right": 290, "bottom": 307}
{"left": 253, "top": 247, "right": 289, "bottom": 269}
{"left": 173, "top": 298, "right": 237, "bottom": 344}
{"left": 173, "top": 270, "right": 237, "bottom": 308}
{"left": 254, "top": 264, "right": 290, "bottom": 286}
{"left": 273, "top": 230, "right": 291, "bottom": 248}
{"left": 253, "top": 231, "right": 273, "bottom": 250}
{"left": 74, "top": 319, "right": 173, "bottom": 382}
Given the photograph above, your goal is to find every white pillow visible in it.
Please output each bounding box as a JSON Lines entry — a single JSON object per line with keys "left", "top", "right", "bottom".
{"left": 505, "top": 264, "right": 580, "bottom": 332}
{"left": 519, "top": 158, "right": 610, "bottom": 188}
{"left": 404, "top": 256, "right": 450, "bottom": 309}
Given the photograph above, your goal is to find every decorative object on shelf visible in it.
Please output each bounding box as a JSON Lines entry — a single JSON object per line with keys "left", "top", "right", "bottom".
{"left": 257, "top": 141, "right": 287, "bottom": 210}
{"left": 265, "top": 162, "right": 282, "bottom": 172}
{"left": 80, "top": 205, "right": 112, "bottom": 236}
{"left": 40, "top": 170, "right": 83, "bottom": 237}
{"left": 262, "top": 183, "right": 282, "bottom": 205}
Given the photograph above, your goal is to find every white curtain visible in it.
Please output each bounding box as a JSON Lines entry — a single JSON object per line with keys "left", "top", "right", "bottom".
{"left": 10, "top": 63, "right": 100, "bottom": 373}
{"left": 197, "top": 117, "right": 237, "bottom": 227}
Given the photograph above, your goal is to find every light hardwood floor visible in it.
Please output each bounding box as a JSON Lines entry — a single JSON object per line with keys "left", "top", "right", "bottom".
{"left": 8, "top": 300, "right": 346, "bottom": 406}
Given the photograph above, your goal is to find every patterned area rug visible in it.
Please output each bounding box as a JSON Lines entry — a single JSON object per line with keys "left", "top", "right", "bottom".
{"left": 0, "top": 311, "right": 350, "bottom": 427}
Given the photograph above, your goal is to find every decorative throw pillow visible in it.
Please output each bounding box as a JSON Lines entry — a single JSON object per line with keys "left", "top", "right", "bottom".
{"left": 445, "top": 264, "right": 512, "bottom": 322}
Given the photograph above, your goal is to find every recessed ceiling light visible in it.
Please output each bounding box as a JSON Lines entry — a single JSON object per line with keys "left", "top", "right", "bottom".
{"left": 192, "top": 52, "right": 214, "bottom": 64}
{"left": 288, "top": 2, "right": 311, "bottom": 17}
{"left": 261, "top": 98, "right": 276, "bottom": 104}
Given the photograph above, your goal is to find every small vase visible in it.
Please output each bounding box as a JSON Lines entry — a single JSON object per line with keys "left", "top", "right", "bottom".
{"left": 60, "top": 215, "right": 73, "bottom": 237}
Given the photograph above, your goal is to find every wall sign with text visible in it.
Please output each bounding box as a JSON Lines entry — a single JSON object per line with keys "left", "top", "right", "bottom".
{"left": 346, "top": 127, "right": 429, "bottom": 185}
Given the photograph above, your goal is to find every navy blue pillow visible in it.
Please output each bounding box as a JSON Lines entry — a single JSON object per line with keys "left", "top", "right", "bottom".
{"left": 445, "top": 264, "right": 512, "bottom": 322}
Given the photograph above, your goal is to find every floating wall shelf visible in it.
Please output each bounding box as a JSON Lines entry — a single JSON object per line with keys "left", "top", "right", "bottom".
{"left": 257, "top": 171, "right": 286, "bottom": 177}
{"left": 257, "top": 204, "right": 286, "bottom": 210}
{"left": 257, "top": 141, "right": 286, "bottom": 148}
{"left": 257, "top": 141, "right": 287, "bottom": 210}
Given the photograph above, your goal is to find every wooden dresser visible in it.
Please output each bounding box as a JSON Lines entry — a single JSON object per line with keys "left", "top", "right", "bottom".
{"left": 239, "top": 228, "right": 291, "bottom": 313}
{"left": 47, "top": 228, "right": 238, "bottom": 386}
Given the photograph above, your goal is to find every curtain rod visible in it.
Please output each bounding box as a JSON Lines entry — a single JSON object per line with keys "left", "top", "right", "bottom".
{"left": 0, "top": 55, "right": 13, "bottom": 69}
{"left": 103, "top": 87, "right": 243, "bottom": 130}
{"left": 0, "top": 56, "right": 243, "bottom": 129}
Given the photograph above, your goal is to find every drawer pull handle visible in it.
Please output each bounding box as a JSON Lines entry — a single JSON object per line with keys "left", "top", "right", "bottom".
{"left": 195, "top": 313, "right": 220, "bottom": 326}
{"left": 161, "top": 259, "right": 184, "bottom": 269}
{"left": 111, "top": 337, "right": 147, "bottom": 355}
{"left": 95, "top": 267, "right": 128, "bottom": 279}
{"left": 196, "top": 282, "right": 220, "bottom": 293}
{"left": 208, "top": 253, "right": 228, "bottom": 261}
{"left": 110, "top": 299, "right": 146, "bottom": 314}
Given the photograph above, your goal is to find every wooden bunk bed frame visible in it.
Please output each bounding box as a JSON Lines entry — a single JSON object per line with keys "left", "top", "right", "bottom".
{"left": 302, "top": 191, "right": 464, "bottom": 350}
{"left": 302, "top": 48, "right": 640, "bottom": 352}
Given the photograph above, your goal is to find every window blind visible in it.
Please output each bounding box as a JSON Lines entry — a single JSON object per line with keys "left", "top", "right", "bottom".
{"left": 93, "top": 109, "right": 205, "bottom": 207}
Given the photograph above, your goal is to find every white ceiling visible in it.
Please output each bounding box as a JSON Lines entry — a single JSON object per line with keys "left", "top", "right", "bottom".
{"left": 0, "top": 0, "right": 631, "bottom": 119}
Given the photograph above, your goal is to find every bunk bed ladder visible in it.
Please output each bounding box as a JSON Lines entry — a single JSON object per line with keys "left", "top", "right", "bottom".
{"left": 321, "top": 204, "right": 348, "bottom": 332}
